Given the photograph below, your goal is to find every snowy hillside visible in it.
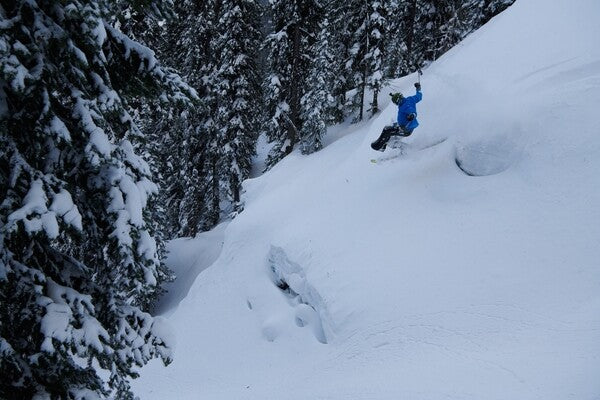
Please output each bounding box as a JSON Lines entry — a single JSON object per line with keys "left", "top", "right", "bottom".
{"left": 135, "top": 0, "right": 600, "bottom": 398}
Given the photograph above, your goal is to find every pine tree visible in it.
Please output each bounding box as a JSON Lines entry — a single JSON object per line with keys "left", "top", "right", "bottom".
{"left": 384, "top": 0, "right": 417, "bottom": 77}
{"left": 480, "top": 0, "right": 515, "bottom": 25}
{"left": 300, "top": 17, "right": 336, "bottom": 154}
{"left": 142, "top": 0, "right": 222, "bottom": 237}
{"left": 435, "top": 1, "right": 466, "bottom": 58}
{"left": 367, "top": 0, "right": 388, "bottom": 116}
{"left": 175, "top": 0, "right": 222, "bottom": 235}
{"left": 263, "top": 0, "right": 322, "bottom": 169}
{"left": 408, "top": 0, "right": 515, "bottom": 71}
{"left": 344, "top": 0, "right": 370, "bottom": 121}
{"left": 326, "top": 0, "right": 354, "bottom": 124}
{"left": 343, "top": 0, "right": 389, "bottom": 121}
{"left": 0, "top": 0, "right": 195, "bottom": 397}
{"left": 214, "top": 0, "right": 263, "bottom": 206}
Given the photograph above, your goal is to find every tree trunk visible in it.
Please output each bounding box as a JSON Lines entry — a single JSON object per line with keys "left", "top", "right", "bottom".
{"left": 359, "top": 9, "right": 369, "bottom": 122}
{"left": 371, "top": 86, "right": 379, "bottom": 117}
{"left": 288, "top": 22, "right": 302, "bottom": 150}
{"left": 358, "top": 68, "right": 366, "bottom": 121}
{"left": 210, "top": 156, "right": 220, "bottom": 227}
{"left": 231, "top": 174, "right": 240, "bottom": 204}
{"left": 405, "top": 0, "right": 418, "bottom": 73}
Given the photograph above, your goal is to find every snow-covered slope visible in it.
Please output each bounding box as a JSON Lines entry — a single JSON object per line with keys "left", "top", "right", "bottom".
{"left": 135, "top": 1, "right": 600, "bottom": 398}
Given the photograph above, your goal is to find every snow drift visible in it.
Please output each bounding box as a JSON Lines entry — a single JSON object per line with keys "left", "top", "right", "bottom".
{"left": 135, "top": 0, "right": 600, "bottom": 399}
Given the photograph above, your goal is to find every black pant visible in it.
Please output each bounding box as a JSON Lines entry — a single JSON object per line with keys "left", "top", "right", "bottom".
{"left": 371, "top": 125, "right": 412, "bottom": 151}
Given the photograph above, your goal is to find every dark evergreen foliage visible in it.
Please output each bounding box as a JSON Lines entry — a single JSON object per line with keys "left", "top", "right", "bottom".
{"left": 263, "top": 0, "right": 323, "bottom": 168}
{"left": 148, "top": 0, "right": 220, "bottom": 237}
{"left": 214, "top": 0, "right": 263, "bottom": 205}
{"left": 142, "top": 0, "right": 263, "bottom": 236}
{"left": 0, "top": 0, "right": 194, "bottom": 398}
{"left": 300, "top": 16, "right": 336, "bottom": 154}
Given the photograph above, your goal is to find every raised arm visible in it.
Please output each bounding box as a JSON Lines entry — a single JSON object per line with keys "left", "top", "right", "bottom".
{"left": 412, "top": 82, "right": 422, "bottom": 103}
{"left": 412, "top": 89, "right": 422, "bottom": 103}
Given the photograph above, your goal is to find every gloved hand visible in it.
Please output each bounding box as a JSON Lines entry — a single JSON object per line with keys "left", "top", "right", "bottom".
{"left": 406, "top": 113, "right": 416, "bottom": 121}
{"left": 414, "top": 82, "right": 421, "bottom": 90}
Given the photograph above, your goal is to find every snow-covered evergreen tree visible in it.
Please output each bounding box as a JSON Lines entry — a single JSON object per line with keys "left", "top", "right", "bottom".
{"left": 214, "top": 0, "right": 263, "bottom": 205}
{"left": 325, "top": 0, "right": 354, "bottom": 124}
{"left": 367, "top": 0, "right": 388, "bottom": 116}
{"left": 0, "top": 0, "right": 194, "bottom": 397}
{"left": 479, "top": 0, "right": 515, "bottom": 25}
{"left": 343, "top": 0, "right": 370, "bottom": 122}
{"left": 263, "top": 0, "right": 322, "bottom": 169}
{"left": 300, "top": 17, "right": 336, "bottom": 154}
{"left": 142, "top": 0, "right": 222, "bottom": 237}
{"left": 384, "top": 0, "right": 416, "bottom": 77}
{"left": 343, "top": 0, "right": 389, "bottom": 121}
{"left": 410, "top": 0, "right": 515, "bottom": 70}
{"left": 175, "top": 0, "right": 221, "bottom": 235}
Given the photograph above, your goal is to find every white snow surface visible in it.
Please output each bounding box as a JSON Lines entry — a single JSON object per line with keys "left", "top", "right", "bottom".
{"left": 154, "top": 223, "right": 227, "bottom": 315}
{"left": 136, "top": 1, "right": 600, "bottom": 399}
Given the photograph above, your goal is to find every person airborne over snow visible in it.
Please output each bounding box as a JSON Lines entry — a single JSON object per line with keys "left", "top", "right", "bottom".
{"left": 371, "top": 82, "right": 422, "bottom": 151}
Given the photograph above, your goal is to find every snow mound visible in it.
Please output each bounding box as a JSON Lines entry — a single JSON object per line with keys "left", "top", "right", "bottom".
{"left": 455, "top": 135, "right": 522, "bottom": 176}
{"left": 267, "top": 246, "right": 332, "bottom": 344}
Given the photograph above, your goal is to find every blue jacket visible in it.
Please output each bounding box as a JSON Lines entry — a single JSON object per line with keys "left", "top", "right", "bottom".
{"left": 397, "top": 89, "right": 422, "bottom": 131}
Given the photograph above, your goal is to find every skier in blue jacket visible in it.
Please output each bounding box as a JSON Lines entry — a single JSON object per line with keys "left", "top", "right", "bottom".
{"left": 371, "top": 82, "right": 422, "bottom": 151}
